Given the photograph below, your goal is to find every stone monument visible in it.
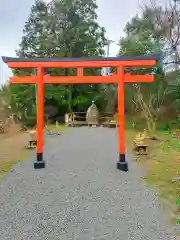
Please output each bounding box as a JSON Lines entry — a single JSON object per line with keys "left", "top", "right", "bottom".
{"left": 86, "top": 101, "right": 99, "bottom": 127}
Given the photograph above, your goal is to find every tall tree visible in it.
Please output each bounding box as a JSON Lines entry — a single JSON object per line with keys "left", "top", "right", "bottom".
{"left": 146, "top": 0, "right": 180, "bottom": 109}
{"left": 47, "top": 0, "right": 107, "bottom": 112}
{"left": 118, "top": 6, "right": 167, "bottom": 132}
{"left": 11, "top": 0, "right": 108, "bottom": 123}
{"left": 147, "top": 0, "right": 180, "bottom": 68}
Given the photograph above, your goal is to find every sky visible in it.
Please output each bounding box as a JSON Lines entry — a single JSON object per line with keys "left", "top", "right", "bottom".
{"left": 0, "top": 0, "right": 142, "bottom": 85}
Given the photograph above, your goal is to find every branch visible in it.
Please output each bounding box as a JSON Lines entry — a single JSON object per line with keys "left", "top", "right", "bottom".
{"left": 149, "top": 0, "right": 178, "bottom": 49}
{"left": 164, "top": 59, "right": 180, "bottom": 65}
{"left": 173, "top": 0, "right": 180, "bottom": 47}
{"left": 168, "top": 0, "right": 174, "bottom": 46}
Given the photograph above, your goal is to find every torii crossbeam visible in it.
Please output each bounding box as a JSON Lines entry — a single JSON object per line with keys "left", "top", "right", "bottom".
{"left": 2, "top": 55, "right": 159, "bottom": 172}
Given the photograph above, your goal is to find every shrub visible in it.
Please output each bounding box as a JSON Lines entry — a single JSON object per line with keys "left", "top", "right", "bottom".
{"left": 24, "top": 116, "right": 36, "bottom": 128}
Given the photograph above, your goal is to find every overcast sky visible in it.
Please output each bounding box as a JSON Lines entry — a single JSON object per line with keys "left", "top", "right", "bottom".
{"left": 0, "top": 0, "right": 142, "bottom": 85}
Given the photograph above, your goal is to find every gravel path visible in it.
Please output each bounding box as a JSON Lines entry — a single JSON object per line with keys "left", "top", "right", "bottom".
{"left": 0, "top": 127, "right": 178, "bottom": 239}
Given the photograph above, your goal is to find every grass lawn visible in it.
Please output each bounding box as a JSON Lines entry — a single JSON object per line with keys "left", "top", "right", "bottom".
{"left": 46, "top": 123, "right": 67, "bottom": 133}
{"left": 0, "top": 133, "right": 30, "bottom": 180}
{"left": 0, "top": 124, "right": 67, "bottom": 180}
{"left": 0, "top": 152, "right": 28, "bottom": 180}
{"left": 126, "top": 128, "right": 180, "bottom": 224}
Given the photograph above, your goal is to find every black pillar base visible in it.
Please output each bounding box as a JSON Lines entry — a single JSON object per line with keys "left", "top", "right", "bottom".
{"left": 34, "top": 153, "right": 45, "bottom": 169}
{"left": 117, "top": 154, "right": 128, "bottom": 172}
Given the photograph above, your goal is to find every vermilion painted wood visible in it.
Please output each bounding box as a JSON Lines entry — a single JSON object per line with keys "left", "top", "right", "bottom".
{"left": 117, "top": 66, "right": 125, "bottom": 156}
{"left": 6, "top": 60, "right": 157, "bottom": 68}
{"left": 37, "top": 67, "right": 44, "bottom": 154}
{"left": 9, "top": 74, "right": 154, "bottom": 84}
{"left": 9, "top": 76, "right": 38, "bottom": 84}
{"left": 77, "top": 68, "right": 83, "bottom": 76}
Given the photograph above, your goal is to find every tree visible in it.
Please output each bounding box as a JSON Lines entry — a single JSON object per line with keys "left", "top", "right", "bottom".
{"left": 11, "top": 0, "right": 108, "bottom": 124}
{"left": 47, "top": 0, "right": 107, "bottom": 112}
{"left": 147, "top": 0, "right": 180, "bottom": 67}
{"left": 118, "top": 6, "right": 167, "bottom": 133}
{"left": 145, "top": 0, "right": 180, "bottom": 115}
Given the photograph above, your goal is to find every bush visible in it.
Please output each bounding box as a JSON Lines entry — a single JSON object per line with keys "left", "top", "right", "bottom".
{"left": 157, "top": 123, "right": 169, "bottom": 131}
{"left": 24, "top": 116, "right": 36, "bottom": 128}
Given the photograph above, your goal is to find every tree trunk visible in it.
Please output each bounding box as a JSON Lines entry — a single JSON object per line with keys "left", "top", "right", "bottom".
{"left": 146, "top": 118, "right": 152, "bottom": 132}
{"left": 135, "top": 87, "right": 156, "bottom": 134}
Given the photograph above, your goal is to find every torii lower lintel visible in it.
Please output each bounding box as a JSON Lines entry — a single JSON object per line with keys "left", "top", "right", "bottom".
{"left": 2, "top": 54, "right": 159, "bottom": 172}
{"left": 9, "top": 74, "right": 154, "bottom": 84}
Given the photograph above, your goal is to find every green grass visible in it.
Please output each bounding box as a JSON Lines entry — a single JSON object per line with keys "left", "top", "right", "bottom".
{"left": 0, "top": 151, "right": 28, "bottom": 180}
{"left": 126, "top": 128, "right": 180, "bottom": 224}
{"left": 46, "top": 124, "right": 67, "bottom": 133}
{"left": 176, "top": 219, "right": 180, "bottom": 224}
{"left": 0, "top": 124, "right": 67, "bottom": 180}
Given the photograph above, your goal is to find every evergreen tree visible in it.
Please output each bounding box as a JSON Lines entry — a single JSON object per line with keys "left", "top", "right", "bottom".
{"left": 11, "top": 0, "right": 108, "bottom": 121}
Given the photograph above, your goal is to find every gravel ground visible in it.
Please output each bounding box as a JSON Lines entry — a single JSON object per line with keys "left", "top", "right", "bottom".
{"left": 0, "top": 127, "right": 178, "bottom": 240}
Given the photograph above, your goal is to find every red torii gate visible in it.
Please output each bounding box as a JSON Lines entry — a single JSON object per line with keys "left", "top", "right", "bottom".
{"left": 2, "top": 55, "right": 159, "bottom": 172}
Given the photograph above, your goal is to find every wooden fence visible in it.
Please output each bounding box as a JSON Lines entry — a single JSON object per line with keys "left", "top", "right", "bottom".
{"left": 65, "top": 112, "right": 117, "bottom": 127}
